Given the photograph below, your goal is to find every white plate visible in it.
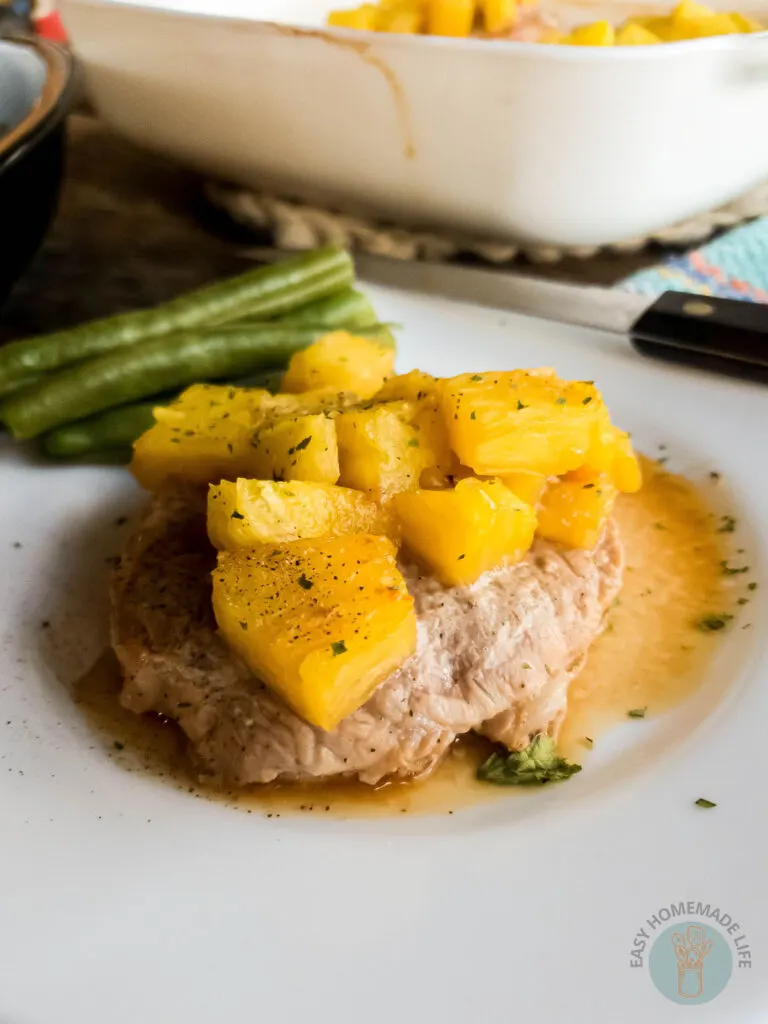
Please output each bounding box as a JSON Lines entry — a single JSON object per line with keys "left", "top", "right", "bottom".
{"left": 1, "top": 287, "right": 767, "bottom": 1023}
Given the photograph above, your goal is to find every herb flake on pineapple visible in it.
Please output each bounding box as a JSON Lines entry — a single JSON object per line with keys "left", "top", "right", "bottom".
{"left": 297, "top": 574, "right": 314, "bottom": 591}
{"left": 695, "top": 797, "right": 716, "bottom": 809}
{"left": 628, "top": 707, "right": 646, "bottom": 719}
{"left": 331, "top": 640, "right": 348, "bottom": 656}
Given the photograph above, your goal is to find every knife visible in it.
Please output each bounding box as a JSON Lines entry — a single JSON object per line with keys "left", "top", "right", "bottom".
{"left": 353, "top": 253, "right": 768, "bottom": 383}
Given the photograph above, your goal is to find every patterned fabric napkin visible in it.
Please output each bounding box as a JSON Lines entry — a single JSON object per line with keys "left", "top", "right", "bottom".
{"left": 620, "top": 218, "right": 768, "bottom": 301}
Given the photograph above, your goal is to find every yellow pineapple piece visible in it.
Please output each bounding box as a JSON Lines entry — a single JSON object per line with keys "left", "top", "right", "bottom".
{"left": 336, "top": 402, "right": 425, "bottom": 499}
{"left": 672, "top": 0, "right": 714, "bottom": 19}
{"left": 537, "top": 470, "right": 617, "bottom": 550}
{"left": 375, "top": 369, "right": 440, "bottom": 404}
{"left": 376, "top": 0, "right": 425, "bottom": 31}
{"left": 615, "top": 21, "right": 661, "bottom": 43}
{"left": 131, "top": 384, "right": 282, "bottom": 491}
{"left": 250, "top": 412, "right": 339, "bottom": 483}
{"left": 208, "top": 479, "right": 393, "bottom": 550}
{"left": 587, "top": 416, "right": 642, "bottom": 493}
{"left": 393, "top": 477, "right": 537, "bottom": 586}
{"left": 328, "top": 4, "right": 379, "bottom": 29}
{"left": 563, "top": 20, "right": 615, "bottom": 44}
{"left": 500, "top": 470, "right": 548, "bottom": 507}
{"left": 282, "top": 331, "right": 395, "bottom": 400}
{"left": 427, "top": 0, "right": 475, "bottom": 36}
{"left": 441, "top": 370, "right": 603, "bottom": 477}
{"left": 374, "top": 371, "right": 458, "bottom": 482}
{"left": 212, "top": 535, "right": 417, "bottom": 731}
{"left": 482, "top": 0, "right": 517, "bottom": 33}
{"left": 730, "top": 12, "right": 764, "bottom": 32}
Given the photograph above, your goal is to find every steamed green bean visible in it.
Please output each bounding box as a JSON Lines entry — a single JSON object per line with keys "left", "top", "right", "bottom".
{"left": 0, "top": 246, "right": 353, "bottom": 385}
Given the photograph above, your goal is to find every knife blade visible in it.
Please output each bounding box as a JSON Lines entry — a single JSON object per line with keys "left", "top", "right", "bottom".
{"left": 239, "top": 247, "right": 768, "bottom": 382}
{"left": 353, "top": 252, "right": 768, "bottom": 382}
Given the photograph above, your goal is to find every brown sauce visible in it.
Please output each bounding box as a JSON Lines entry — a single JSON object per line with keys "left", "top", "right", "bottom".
{"left": 75, "top": 458, "right": 747, "bottom": 817}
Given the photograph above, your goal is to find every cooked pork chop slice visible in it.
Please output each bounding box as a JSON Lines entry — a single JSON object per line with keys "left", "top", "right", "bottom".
{"left": 111, "top": 488, "right": 623, "bottom": 786}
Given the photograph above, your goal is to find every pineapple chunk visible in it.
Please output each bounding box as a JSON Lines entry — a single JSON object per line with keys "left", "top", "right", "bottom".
{"left": 375, "top": 371, "right": 458, "bottom": 482}
{"left": 336, "top": 402, "right": 425, "bottom": 499}
{"left": 282, "top": 331, "right": 395, "bottom": 400}
{"left": 208, "top": 479, "right": 393, "bottom": 550}
{"left": 131, "top": 384, "right": 281, "bottom": 491}
{"left": 393, "top": 477, "right": 537, "bottom": 586}
{"left": 212, "top": 535, "right": 417, "bottom": 731}
{"left": 441, "top": 370, "right": 603, "bottom": 477}
{"left": 376, "top": 0, "right": 424, "bottom": 31}
{"left": 328, "top": 4, "right": 379, "bottom": 29}
{"left": 375, "top": 369, "right": 440, "bottom": 404}
{"left": 587, "top": 417, "right": 642, "bottom": 493}
{"left": 482, "top": 0, "right": 517, "bottom": 33}
{"left": 427, "top": 0, "right": 475, "bottom": 36}
{"left": 537, "top": 470, "right": 617, "bottom": 550}
{"left": 500, "top": 470, "right": 548, "bottom": 507}
{"left": 730, "top": 12, "right": 764, "bottom": 31}
{"left": 563, "top": 20, "right": 615, "bottom": 44}
{"left": 615, "top": 21, "right": 660, "bottom": 43}
{"left": 250, "top": 412, "right": 339, "bottom": 484}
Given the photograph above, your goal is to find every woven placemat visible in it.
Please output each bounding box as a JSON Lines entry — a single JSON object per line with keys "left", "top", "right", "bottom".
{"left": 207, "top": 179, "right": 768, "bottom": 265}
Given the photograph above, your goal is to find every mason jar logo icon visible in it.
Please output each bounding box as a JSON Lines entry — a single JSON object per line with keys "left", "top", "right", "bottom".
{"left": 649, "top": 919, "right": 732, "bottom": 1004}
{"left": 672, "top": 925, "right": 713, "bottom": 998}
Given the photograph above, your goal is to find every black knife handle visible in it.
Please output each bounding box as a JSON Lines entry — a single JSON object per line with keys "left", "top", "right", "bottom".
{"left": 630, "top": 291, "right": 768, "bottom": 381}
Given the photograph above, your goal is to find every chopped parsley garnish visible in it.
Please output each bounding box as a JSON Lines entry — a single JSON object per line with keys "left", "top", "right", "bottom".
{"left": 582, "top": 396, "right": 592, "bottom": 405}
{"left": 477, "top": 735, "right": 581, "bottom": 786}
{"left": 516, "top": 400, "right": 528, "bottom": 411}
{"left": 748, "top": 582, "right": 758, "bottom": 591}
{"left": 695, "top": 797, "right": 716, "bottom": 809}
{"left": 470, "top": 374, "right": 483, "bottom": 382}
{"left": 239, "top": 621, "right": 248, "bottom": 631}
{"left": 717, "top": 515, "right": 736, "bottom": 534}
{"left": 457, "top": 553, "right": 466, "bottom": 560}
{"left": 696, "top": 614, "right": 733, "bottom": 632}
{"left": 231, "top": 510, "right": 245, "bottom": 520}
{"left": 583, "top": 483, "right": 595, "bottom": 490}
{"left": 331, "top": 640, "right": 348, "bottom": 656}
{"left": 470, "top": 411, "right": 477, "bottom": 420}
{"left": 555, "top": 397, "right": 567, "bottom": 405}
{"left": 720, "top": 561, "right": 749, "bottom": 576}
{"left": 628, "top": 707, "right": 647, "bottom": 718}
{"left": 298, "top": 574, "right": 314, "bottom": 590}
{"left": 407, "top": 438, "right": 420, "bottom": 447}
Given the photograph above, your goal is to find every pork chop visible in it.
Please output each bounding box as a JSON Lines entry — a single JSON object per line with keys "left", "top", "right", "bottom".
{"left": 111, "top": 488, "right": 623, "bottom": 785}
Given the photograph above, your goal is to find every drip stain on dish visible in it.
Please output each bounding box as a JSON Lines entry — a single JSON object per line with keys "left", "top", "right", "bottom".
{"left": 74, "top": 459, "right": 743, "bottom": 818}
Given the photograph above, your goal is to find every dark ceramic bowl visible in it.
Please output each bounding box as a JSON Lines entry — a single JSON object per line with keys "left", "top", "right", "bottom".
{"left": 0, "top": 36, "right": 76, "bottom": 303}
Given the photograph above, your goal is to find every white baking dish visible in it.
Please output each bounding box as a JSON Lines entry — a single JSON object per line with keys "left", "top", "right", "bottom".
{"left": 60, "top": 0, "right": 768, "bottom": 247}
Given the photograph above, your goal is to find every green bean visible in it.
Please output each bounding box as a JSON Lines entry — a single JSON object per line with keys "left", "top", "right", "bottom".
{"left": 3, "top": 322, "right": 393, "bottom": 439}
{"left": 43, "top": 403, "right": 158, "bottom": 457}
{"left": 0, "top": 246, "right": 353, "bottom": 385}
{"left": 0, "top": 372, "right": 42, "bottom": 399}
{"left": 253, "top": 287, "right": 379, "bottom": 332}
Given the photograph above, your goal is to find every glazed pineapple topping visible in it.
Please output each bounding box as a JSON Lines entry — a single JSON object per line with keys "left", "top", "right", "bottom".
{"left": 130, "top": 332, "right": 641, "bottom": 730}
